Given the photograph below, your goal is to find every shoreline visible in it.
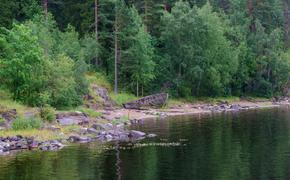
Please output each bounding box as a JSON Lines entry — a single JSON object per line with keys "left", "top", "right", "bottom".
{"left": 0, "top": 98, "right": 289, "bottom": 155}
{"left": 101, "top": 99, "right": 290, "bottom": 123}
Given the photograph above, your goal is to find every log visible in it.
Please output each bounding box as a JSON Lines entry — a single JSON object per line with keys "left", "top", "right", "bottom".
{"left": 123, "top": 93, "right": 168, "bottom": 109}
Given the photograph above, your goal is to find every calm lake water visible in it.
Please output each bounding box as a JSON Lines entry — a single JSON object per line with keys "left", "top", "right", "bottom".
{"left": 0, "top": 107, "right": 290, "bottom": 180}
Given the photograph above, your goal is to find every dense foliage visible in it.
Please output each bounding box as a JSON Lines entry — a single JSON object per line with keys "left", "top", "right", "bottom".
{"left": 0, "top": 0, "right": 290, "bottom": 108}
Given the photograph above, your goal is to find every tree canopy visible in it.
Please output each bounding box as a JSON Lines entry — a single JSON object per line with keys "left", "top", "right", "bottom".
{"left": 0, "top": 0, "right": 290, "bottom": 108}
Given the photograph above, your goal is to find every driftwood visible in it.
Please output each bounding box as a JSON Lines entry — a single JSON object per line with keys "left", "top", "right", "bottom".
{"left": 123, "top": 93, "right": 168, "bottom": 109}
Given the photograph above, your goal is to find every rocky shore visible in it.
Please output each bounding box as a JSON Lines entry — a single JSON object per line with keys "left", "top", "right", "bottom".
{"left": 0, "top": 136, "right": 64, "bottom": 153}
{"left": 0, "top": 96, "right": 289, "bottom": 155}
{"left": 0, "top": 124, "right": 156, "bottom": 154}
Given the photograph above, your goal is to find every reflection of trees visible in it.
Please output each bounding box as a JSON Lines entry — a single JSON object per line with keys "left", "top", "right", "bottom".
{"left": 0, "top": 143, "right": 108, "bottom": 180}
{"left": 121, "top": 108, "right": 290, "bottom": 180}
{"left": 1, "top": 108, "right": 290, "bottom": 179}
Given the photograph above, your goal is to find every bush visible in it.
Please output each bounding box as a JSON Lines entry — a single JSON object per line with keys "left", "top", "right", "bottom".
{"left": 49, "top": 55, "right": 82, "bottom": 108}
{"left": 0, "top": 23, "right": 49, "bottom": 106}
{"left": 110, "top": 93, "right": 137, "bottom": 106}
{"left": 0, "top": 117, "right": 5, "bottom": 124}
{"left": 0, "top": 19, "right": 88, "bottom": 109}
{"left": 86, "top": 72, "right": 112, "bottom": 91}
{"left": 12, "top": 118, "right": 43, "bottom": 130}
{"left": 40, "top": 105, "right": 56, "bottom": 122}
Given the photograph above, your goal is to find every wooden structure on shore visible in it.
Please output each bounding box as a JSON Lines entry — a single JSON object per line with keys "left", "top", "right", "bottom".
{"left": 123, "top": 93, "right": 168, "bottom": 109}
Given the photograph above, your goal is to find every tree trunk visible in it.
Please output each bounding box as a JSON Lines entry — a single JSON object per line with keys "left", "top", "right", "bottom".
{"left": 247, "top": 0, "right": 253, "bottom": 15}
{"left": 95, "top": 0, "right": 99, "bottom": 67}
{"left": 42, "top": 0, "right": 48, "bottom": 20}
{"left": 136, "top": 80, "right": 139, "bottom": 97}
{"left": 219, "top": 0, "right": 229, "bottom": 12}
{"left": 114, "top": 31, "right": 118, "bottom": 94}
{"left": 42, "top": 0, "right": 48, "bottom": 56}
{"left": 114, "top": 15, "right": 118, "bottom": 94}
{"left": 144, "top": 0, "right": 148, "bottom": 32}
{"left": 247, "top": 0, "right": 255, "bottom": 32}
{"left": 283, "top": 0, "right": 289, "bottom": 48}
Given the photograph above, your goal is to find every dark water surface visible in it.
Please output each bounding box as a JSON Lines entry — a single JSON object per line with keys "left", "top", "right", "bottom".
{"left": 1, "top": 107, "right": 290, "bottom": 180}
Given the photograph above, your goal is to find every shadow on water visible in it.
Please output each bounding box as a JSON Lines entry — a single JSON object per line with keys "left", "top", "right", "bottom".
{"left": 0, "top": 106, "right": 290, "bottom": 180}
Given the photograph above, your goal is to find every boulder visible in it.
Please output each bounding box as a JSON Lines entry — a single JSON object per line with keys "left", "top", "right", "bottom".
{"left": 129, "top": 130, "right": 146, "bottom": 139}
{"left": 230, "top": 104, "right": 240, "bottom": 111}
{"left": 1, "top": 109, "right": 17, "bottom": 121}
{"left": 68, "top": 135, "right": 91, "bottom": 143}
{"left": 58, "top": 117, "right": 80, "bottom": 126}
{"left": 38, "top": 140, "right": 63, "bottom": 151}
{"left": 91, "top": 123, "right": 108, "bottom": 131}
{"left": 57, "top": 112, "right": 89, "bottom": 126}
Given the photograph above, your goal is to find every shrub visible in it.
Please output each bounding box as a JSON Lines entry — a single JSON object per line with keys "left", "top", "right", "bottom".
{"left": 110, "top": 93, "right": 137, "bottom": 106}
{"left": 12, "top": 117, "right": 43, "bottom": 130}
{"left": 86, "top": 72, "right": 112, "bottom": 91}
{"left": 0, "top": 24, "right": 50, "bottom": 106}
{"left": 112, "top": 116, "right": 129, "bottom": 126}
{"left": 40, "top": 105, "right": 56, "bottom": 122}
{"left": 49, "top": 55, "right": 82, "bottom": 108}
{"left": 0, "top": 117, "right": 5, "bottom": 124}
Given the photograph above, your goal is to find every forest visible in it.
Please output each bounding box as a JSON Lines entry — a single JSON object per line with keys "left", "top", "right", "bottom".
{"left": 0, "top": 0, "right": 290, "bottom": 108}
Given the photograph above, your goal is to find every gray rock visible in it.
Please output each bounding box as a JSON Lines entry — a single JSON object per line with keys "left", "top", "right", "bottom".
{"left": 79, "top": 128, "right": 88, "bottom": 134}
{"left": 147, "top": 134, "right": 157, "bottom": 138}
{"left": 92, "top": 85, "right": 116, "bottom": 107}
{"left": 58, "top": 117, "right": 80, "bottom": 125}
{"left": 68, "top": 135, "right": 91, "bottom": 143}
{"left": 230, "top": 104, "right": 240, "bottom": 111}
{"left": 56, "top": 111, "right": 89, "bottom": 126}
{"left": 1, "top": 109, "right": 17, "bottom": 121}
{"left": 29, "top": 141, "right": 39, "bottom": 149}
{"left": 91, "top": 123, "right": 108, "bottom": 131}
{"left": 129, "top": 130, "right": 146, "bottom": 138}
{"left": 87, "top": 128, "right": 98, "bottom": 134}
{"left": 105, "top": 134, "right": 113, "bottom": 141}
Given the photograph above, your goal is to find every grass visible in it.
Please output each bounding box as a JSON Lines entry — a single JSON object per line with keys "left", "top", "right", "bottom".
{"left": 77, "top": 107, "right": 101, "bottom": 118}
{"left": 0, "top": 99, "right": 33, "bottom": 116}
{"left": 40, "top": 105, "right": 56, "bottom": 122}
{"left": 0, "top": 88, "right": 36, "bottom": 117}
{"left": 0, "top": 117, "right": 5, "bottom": 124}
{"left": 60, "top": 125, "right": 81, "bottom": 134}
{"left": 12, "top": 117, "right": 43, "bottom": 130}
{"left": 166, "top": 96, "right": 272, "bottom": 107}
{"left": 86, "top": 72, "right": 112, "bottom": 91}
{"left": 110, "top": 92, "right": 137, "bottom": 106}
{"left": 0, "top": 129, "right": 62, "bottom": 141}
{"left": 196, "top": 96, "right": 241, "bottom": 104}
{"left": 112, "top": 115, "right": 129, "bottom": 126}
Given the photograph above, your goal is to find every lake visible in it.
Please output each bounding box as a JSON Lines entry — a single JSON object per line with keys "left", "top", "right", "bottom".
{"left": 0, "top": 107, "right": 290, "bottom": 180}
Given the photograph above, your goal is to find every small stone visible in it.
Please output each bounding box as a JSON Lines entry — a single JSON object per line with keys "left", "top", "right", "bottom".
{"left": 105, "top": 134, "right": 113, "bottom": 141}
{"left": 79, "top": 128, "right": 88, "bottom": 134}
{"left": 87, "top": 128, "right": 98, "bottom": 134}
{"left": 91, "top": 123, "right": 107, "bottom": 130}
{"left": 147, "top": 134, "right": 157, "bottom": 138}
{"left": 68, "top": 135, "right": 91, "bottom": 142}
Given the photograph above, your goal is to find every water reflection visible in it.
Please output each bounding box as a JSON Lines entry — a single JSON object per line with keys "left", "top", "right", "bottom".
{"left": 0, "top": 107, "right": 289, "bottom": 180}
{"left": 115, "top": 142, "right": 122, "bottom": 180}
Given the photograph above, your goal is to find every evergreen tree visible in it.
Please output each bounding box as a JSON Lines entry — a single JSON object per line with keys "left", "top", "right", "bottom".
{"left": 120, "top": 7, "right": 155, "bottom": 96}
